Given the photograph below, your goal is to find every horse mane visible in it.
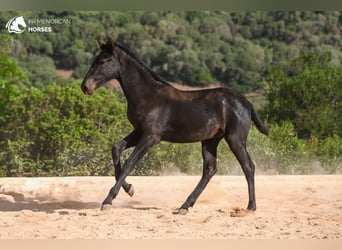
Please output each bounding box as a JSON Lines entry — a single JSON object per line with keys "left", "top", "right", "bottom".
{"left": 114, "top": 42, "right": 172, "bottom": 87}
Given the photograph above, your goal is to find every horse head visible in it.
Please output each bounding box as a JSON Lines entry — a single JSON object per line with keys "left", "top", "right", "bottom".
{"left": 81, "top": 37, "right": 121, "bottom": 95}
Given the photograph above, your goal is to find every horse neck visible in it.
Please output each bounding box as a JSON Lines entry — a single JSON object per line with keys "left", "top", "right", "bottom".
{"left": 116, "top": 48, "right": 164, "bottom": 108}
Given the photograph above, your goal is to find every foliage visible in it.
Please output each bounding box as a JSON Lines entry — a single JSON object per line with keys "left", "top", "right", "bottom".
{"left": 1, "top": 11, "right": 341, "bottom": 93}
{"left": 315, "top": 135, "right": 342, "bottom": 173}
{"left": 263, "top": 52, "right": 342, "bottom": 174}
{"left": 0, "top": 34, "right": 28, "bottom": 114}
{"left": 0, "top": 80, "right": 340, "bottom": 176}
{"left": 264, "top": 52, "right": 342, "bottom": 139}
{"left": 0, "top": 82, "right": 131, "bottom": 176}
{"left": 20, "top": 54, "right": 58, "bottom": 88}
{"left": 1, "top": 12, "right": 341, "bottom": 176}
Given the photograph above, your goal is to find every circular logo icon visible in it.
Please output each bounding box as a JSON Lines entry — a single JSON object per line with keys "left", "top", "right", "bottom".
{"left": 6, "top": 16, "right": 27, "bottom": 34}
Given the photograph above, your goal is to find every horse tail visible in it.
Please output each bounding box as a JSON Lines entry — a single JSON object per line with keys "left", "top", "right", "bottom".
{"left": 251, "top": 106, "right": 269, "bottom": 136}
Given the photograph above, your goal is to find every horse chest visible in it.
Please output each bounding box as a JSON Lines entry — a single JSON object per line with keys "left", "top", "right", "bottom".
{"left": 127, "top": 105, "right": 169, "bottom": 131}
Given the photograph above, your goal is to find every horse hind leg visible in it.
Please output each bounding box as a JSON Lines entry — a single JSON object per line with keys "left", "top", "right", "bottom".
{"left": 176, "top": 138, "right": 220, "bottom": 215}
{"left": 225, "top": 132, "right": 256, "bottom": 211}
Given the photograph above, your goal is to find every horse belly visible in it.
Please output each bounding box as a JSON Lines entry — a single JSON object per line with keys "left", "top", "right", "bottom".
{"left": 162, "top": 112, "right": 224, "bottom": 143}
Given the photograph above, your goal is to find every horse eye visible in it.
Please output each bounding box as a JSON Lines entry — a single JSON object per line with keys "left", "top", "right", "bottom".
{"left": 99, "top": 58, "right": 111, "bottom": 65}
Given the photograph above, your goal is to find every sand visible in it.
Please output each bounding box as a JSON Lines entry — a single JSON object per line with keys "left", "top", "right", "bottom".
{"left": 0, "top": 175, "right": 341, "bottom": 239}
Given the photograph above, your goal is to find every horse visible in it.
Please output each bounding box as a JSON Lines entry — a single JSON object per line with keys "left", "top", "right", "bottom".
{"left": 81, "top": 37, "right": 269, "bottom": 215}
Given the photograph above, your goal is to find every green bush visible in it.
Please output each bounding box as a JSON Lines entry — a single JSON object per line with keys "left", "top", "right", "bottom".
{"left": 0, "top": 82, "right": 131, "bottom": 176}
{"left": 265, "top": 52, "right": 342, "bottom": 139}
{"left": 1, "top": 81, "right": 340, "bottom": 176}
{"left": 134, "top": 142, "right": 202, "bottom": 176}
{"left": 0, "top": 81, "right": 340, "bottom": 177}
{"left": 315, "top": 135, "right": 342, "bottom": 173}
{"left": 267, "top": 122, "right": 308, "bottom": 174}
{"left": 247, "top": 122, "right": 310, "bottom": 174}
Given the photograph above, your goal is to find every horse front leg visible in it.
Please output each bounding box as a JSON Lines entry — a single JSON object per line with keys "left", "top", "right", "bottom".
{"left": 112, "top": 130, "right": 141, "bottom": 196}
{"left": 102, "top": 133, "right": 160, "bottom": 210}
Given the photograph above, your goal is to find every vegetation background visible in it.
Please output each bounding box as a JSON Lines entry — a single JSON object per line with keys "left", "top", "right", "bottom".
{"left": 0, "top": 11, "right": 341, "bottom": 176}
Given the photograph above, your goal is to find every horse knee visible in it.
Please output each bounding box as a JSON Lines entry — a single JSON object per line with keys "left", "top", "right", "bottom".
{"left": 112, "top": 144, "right": 119, "bottom": 157}
{"left": 203, "top": 161, "right": 217, "bottom": 177}
{"left": 112, "top": 141, "right": 126, "bottom": 163}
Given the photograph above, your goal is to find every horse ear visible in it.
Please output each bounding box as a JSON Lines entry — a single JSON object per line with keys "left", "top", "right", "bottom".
{"left": 97, "top": 39, "right": 104, "bottom": 49}
{"left": 106, "top": 37, "right": 116, "bottom": 52}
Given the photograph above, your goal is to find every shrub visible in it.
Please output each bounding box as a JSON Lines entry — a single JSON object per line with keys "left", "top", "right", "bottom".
{"left": 0, "top": 82, "right": 131, "bottom": 176}
{"left": 248, "top": 122, "right": 309, "bottom": 174}
{"left": 316, "top": 135, "right": 342, "bottom": 173}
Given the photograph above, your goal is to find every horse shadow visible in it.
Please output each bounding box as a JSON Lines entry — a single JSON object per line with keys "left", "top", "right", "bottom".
{"left": 0, "top": 192, "right": 100, "bottom": 213}
{"left": 0, "top": 192, "right": 162, "bottom": 213}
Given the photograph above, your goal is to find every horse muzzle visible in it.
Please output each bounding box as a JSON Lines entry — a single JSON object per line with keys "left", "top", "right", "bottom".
{"left": 81, "top": 80, "right": 96, "bottom": 95}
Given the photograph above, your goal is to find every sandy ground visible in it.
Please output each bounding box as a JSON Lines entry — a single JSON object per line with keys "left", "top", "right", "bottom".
{"left": 0, "top": 175, "right": 341, "bottom": 239}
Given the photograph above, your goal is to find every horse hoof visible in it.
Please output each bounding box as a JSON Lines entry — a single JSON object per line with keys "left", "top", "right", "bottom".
{"left": 247, "top": 203, "right": 256, "bottom": 211}
{"left": 247, "top": 207, "right": 256, "bottom": 212}
{"left": 101, "top": 204, "right": 112, "bottom": 211}
{"left": 127, "top": 184, "right": 134, "bottom": 197}
{"left": 173, "top": 208, "right": 188, "bottom": 215}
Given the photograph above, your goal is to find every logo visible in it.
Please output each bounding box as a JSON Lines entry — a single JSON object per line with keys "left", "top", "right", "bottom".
{"left": 6, "top": 16, "right": 27, "bottom": 34}
{"left": 5, "top": 15, "right": 71, "bottom": 34}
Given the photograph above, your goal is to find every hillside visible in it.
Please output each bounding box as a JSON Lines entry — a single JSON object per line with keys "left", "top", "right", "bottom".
{"left": 0, "top": 11, "right": 341, "bottom": 177}
{"left": 1, "top": 11, "right": 341, "bottom": 92}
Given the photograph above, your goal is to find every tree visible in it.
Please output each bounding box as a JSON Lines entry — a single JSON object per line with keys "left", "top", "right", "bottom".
{"left": 265, "top": 52, "right": 342, "bottom": 139}
{"left": 0, "top": 34, "right": 29, "bottom": 114}
{"left": 20, "top": 54, "right": 57, "bottom": 88}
